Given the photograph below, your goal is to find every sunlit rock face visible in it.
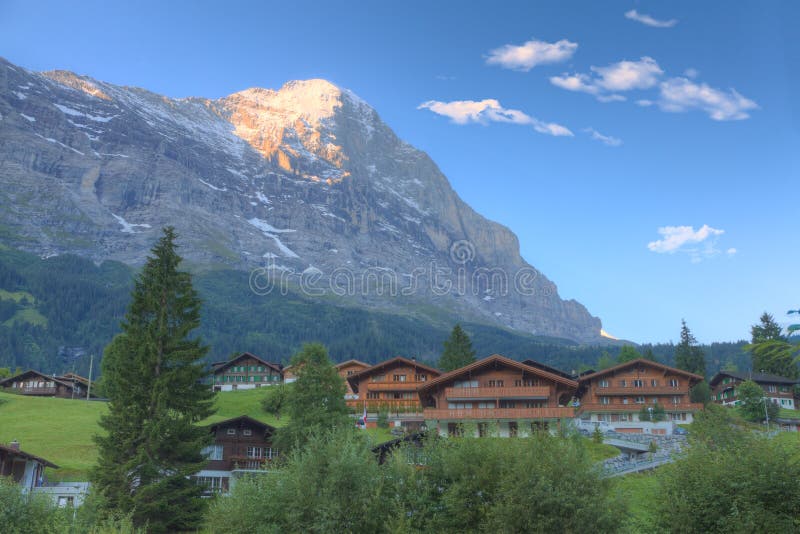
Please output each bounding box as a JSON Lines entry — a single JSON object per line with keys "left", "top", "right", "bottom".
{"left": 0, "top": 57, "right": 603, "bottom": 342}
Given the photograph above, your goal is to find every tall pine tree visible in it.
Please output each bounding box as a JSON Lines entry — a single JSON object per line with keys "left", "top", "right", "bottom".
{"left": 747, "top": 312, "right": 799, "bottom": 378}
{"left": 675, "top": 319, "right": 706, "bottom": 377}
{"left": 93, "top": 228, "right": 214, "bottom": 533}
{"left": 439, "top": 324, "right": 477, "bottom": 371}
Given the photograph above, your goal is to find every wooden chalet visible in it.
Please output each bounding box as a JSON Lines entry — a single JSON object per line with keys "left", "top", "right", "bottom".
{"left": 0, "top": 369, "right": 94, "bottom": 399}
{"left": 417, "top": 354, "right": 579, "bottom": 437}
{"left": 193, "top": 415, "right": 278, "bottom": 495}
{"left": 709, "top": 371, "right": 797, "bottom": 410}
{"left": 577, "top": 358, "right": 704, "bottom": 433}
{"left": 0, "top": 440, "right": 58, "bottom": 493}
{"left": 346, "top": 357, "right": 441, "bottom": 414}
{"left": 336, "top": 359, "right": 370, "bottom": 396}
{"left": 210, "top": 352, "right": 283, "bottom": 391}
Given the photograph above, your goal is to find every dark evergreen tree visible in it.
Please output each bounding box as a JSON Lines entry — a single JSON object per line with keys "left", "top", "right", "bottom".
{"left": 616, "top": 345, "right": 642, "bottom": 363}
{"left": 689, "top": 381, "right": 712, "bottom": 405}
{"left": 274, "top": 343, "right": 350, "bottom": 452}
{"left": 675, "top": 320, "right": 706, "bottom": 377}
{"left": 92, "top": 228, "right": 214, "bottom": 533}
{"left": 439, "top": 324, "right": 477, "bottom": 371}
{"left": 750, "top": 312, "right": 785, "bottom": 343}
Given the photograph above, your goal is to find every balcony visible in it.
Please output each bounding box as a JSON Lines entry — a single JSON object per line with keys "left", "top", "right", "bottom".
{"left": 423, "top": 407, "right": 575, "bottom": 420}
{"left": 578, "top": 403, "right": 704, "bottom": 413}
{"left": 365, "top": 381, "right": 420, "bottom": 392}
{"left": 21, "top": 387, "right": 57, "bottom": 395}
{"left": 593, "top": 386, "right": 687, "bottom": 396}
{"left": 444, "top": 386, "right": 550, "bottom": 401}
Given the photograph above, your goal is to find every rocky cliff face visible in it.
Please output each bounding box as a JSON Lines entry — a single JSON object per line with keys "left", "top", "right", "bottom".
{"left": 0, "top": 57, "right": 603, "bottom": 342}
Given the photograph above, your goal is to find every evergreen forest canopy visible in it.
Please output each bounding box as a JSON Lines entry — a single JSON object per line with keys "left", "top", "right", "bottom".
{"left": 0, "top": 245, "right": 755, "bottom": 378}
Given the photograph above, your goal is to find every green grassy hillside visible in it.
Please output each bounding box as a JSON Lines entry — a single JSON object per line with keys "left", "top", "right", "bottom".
{"left": 0, "top": 389, "right": 393, "bottom": 481}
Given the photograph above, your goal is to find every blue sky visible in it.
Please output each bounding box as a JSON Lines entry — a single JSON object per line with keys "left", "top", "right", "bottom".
{"left": 1, "top": 0, "right": 797, "bottom": 343}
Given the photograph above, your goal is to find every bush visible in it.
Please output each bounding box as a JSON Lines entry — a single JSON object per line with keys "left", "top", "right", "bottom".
{"left": 376, "top": 407, "right": 389, "bottom": 429}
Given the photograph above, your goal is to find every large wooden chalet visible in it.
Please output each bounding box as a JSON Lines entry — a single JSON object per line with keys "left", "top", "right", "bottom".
{"left": 336, "top": 359, "right": 370, "bottom": 396}
{"left": 418, "top": 354, "right": 579, "bottom": 437}
{"left": 346, "top": 356, "right": 441, "bottom": 414}
{"left": 577, "top": 358, "right": 704, "bottom": 433}
{"left": 0, "top": 369, "right": 95, "bottom": 399}
{"left": 193, "top": 415, "right": 278, "bottom": 495}
{"left": 210, "top": 352, "right": 283, "bottom": 391}
{"left": 709, "top": 371, "right": 797, "bottom": 410}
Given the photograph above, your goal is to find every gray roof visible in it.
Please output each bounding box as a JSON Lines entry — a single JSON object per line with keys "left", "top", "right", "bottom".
{"left": 710, "top": 370, "right": 798, "bottom": 387}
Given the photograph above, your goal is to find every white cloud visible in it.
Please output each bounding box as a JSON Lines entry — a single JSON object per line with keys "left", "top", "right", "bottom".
{"left": 592, "top": 57, "right": 663, "bottom": 91}
{"left": 647, "top": 225, "right": 729, "bottom": 261}
{"left": 727, "top": 248, "right": 737, "bottom": 256}
{"left": 658, "top": 77, "right": 759, "bottom": 120}
{"left": 684, "top": 68, "right": 699, "bottom": 79}
{"left": 584, "top": 127, "right": 622, "bottom": 146}
{"left": 549, "top": 73, "right": 599, "bottom": 94}
{"left": 418, "top": 99, "right": 573, "bottom": 136}
{"left": 550, "top": 57, "right": 663, "bottom": 100}
{"left": 636, "top": 99, "right": 654, "bottom": 107}
{"left": 486, "top": 38, "right": 577, "bottom": 71}
{"left": 624, "top": 9, "right": 678, "bottom": 28}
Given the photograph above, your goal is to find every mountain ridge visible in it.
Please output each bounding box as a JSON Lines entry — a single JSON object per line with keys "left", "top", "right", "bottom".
{"left": 0, "top": 56, "right": 603, "bottom": 342}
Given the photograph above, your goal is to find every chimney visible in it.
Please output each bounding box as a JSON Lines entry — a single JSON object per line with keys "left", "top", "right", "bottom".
{"left": 9, "top": 439, "right": 20, "bottom": 451}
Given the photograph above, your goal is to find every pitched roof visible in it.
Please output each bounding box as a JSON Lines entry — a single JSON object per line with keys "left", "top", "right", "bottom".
{"left": 211, "top": 352, "right": 283, "bottom": 374}
{"left": 0, "top": 369, "right": 76, "bottom": 390}
{"left": 335, "top": 359, "right": 370, "bottom": 369}
{"left": 57, "top": 372, "right": 91, "bottom": 386}
{"left": 205, "top": 415, "right": 277, "bottom": 433}
{"left": 578, "top": 358, "right": 704, "bottom": 383}
{"left": 418, "top": 354, "right": 579, "bottom": 394}
{"left": 709, "top": 370, "right": 798, "bottom": 387}
{"left": 0, "top": 443, "right": 59, "bottom": 469}
{"left": 346, "top": 356, "right": 440, "bottom": 393}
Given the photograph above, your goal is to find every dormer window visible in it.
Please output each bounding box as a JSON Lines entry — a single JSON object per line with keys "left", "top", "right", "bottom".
{"left": 226, "top": 428, "right": 236, "bottom": 436}
{"left": 243, "top": 429, "right": 253, "bottom": 436}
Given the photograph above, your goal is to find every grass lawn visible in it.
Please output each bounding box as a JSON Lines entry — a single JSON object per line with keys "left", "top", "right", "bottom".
{"left": 613, "top": 472, "right": 660, "bottom": 533}
{"left": 777, "top": 407, "right": 800, "bottom": 419}
{"left": 0, "top": 391, "right": 107, "bottom": 481}
{"left": 0, "top": 389, "right": 402, "bottom": 481}
{"left": 583, "top": 438, "right": 620, "bottom": 462}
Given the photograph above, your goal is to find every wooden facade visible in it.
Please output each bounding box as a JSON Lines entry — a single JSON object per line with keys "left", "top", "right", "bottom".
{"left": 0, "top": 441, "right": 58, "bottom": 492}
{"left": 210, "top": 352, "right": 283, "bottom": 391}
{"left": 709, "top": 371, "right": 797, "bottom": 410}
{"left": 194, "top": 416, "right": 278, "bottom": 495}
{"left": 418, "top": 355, "right": 578, "bottom": 437}
{"left": 0, "top": 370, "right": 92, "bottom": 399}
{"left": 336, "top": 359, "right": 370, "bottom": 395}
{"left": 346, "top": 357, "right": 441, "bottom": 413}
{"left": 577, "top": 359, "right": 704, "bottom": 431}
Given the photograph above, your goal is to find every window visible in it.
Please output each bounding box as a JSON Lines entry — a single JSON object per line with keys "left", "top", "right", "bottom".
{"left": 448, "top": 423, "right": 463, "bottom": 437}
{"left": 672, "top": 396, "right": 681, "bottom": 405}
{"left": 246, "top": 446, "right": 264, "bottom": 458}
{"left": 393, "top": 374, "right": 407, "bottom": 382}
{"left": 768, "top": 385, "right": 777, "bottom": 393}
{"left": 600, "top": 396, "right": 610, "bottom": 405}
{"left": 202, "top": 444, "right": 223, "bottom": 460}
{"left": 633, "top": 379, "right": 643, "bottom": 388}
{"left": 366, "top": 392, "right": 380, "bottom": 399}
{"left": 622, "top": 397, "right": 630, "bottom": 404}
{"left": 371, "top": 374, "right": 386, "bottom": 382}
{"left": 524, "top": 401, "right": 545, "bottom": 408}
{"left": 509, "top": 421, "right": 518, "bottom": 437}
{"left": 651, "top": 379, "right": 658, "bottom": 387}
{"left": 448, "top": 402, "right": 472, "bottom": 409}
{"left": 195, "top": 476, "right": 226, "bottom": 493}
{"left": 599, "top": 414, "right": 611, "bottom": 422}
{"left": 226, "top": 428, "right": 236, "bottom": 436}
{"left": 599, "top": 379, "right": 609, "bottom": 388}
{"left": 477, "top": 401, "right": 494, "bottom": 409}
{"left": 619, "top": 380, "right": 627, "bottom": 387}
{"left": 57, "top": 496, "right": 75, "bottom": 507}
{"left": 635, "top": 396, "right": 645, "bottom": 404}
{"left": 499, "top": 400, "right": 516, "bottom": 408}
{"left": 487, "top": 379, "right": 505, "bottom": 387}
{"left": 454, "top": 379, "right": 478, "bottom": 388}
{"left": 392, "top": 392, "right": 414, "bottom": 399}
{"left": 478, "top": 423, "right": 489, "bottom": 437}
{"left": 243, "top": 429, "right": 253, "bottom": 436}
{"left": 347, "top": 370, "right": 356, "bottom": 376}
{"left": 415, "top": 374, "right": 427, "bottom": 382}
{"left": 669, "top": 379, "right": 679, "bottom": 388}
{"left": 780, "top": 385, "right": 790, "bottom": 393}
{"left": 515, "top": 378, "right": 539, "bottom": 387}
{"left": 619, "top": 413, "right": 631, "bottom": 422}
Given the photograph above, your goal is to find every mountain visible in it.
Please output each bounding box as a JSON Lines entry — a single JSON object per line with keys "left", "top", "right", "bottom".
{"left": 0, "top": 57, "right": 602, "bottom": 343}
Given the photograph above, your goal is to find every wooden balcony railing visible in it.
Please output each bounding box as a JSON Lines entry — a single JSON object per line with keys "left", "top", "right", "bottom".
{"left": 593, "top": 386, "right": 688, "bottom": 396}
{"left": 22, "top": 387, "right": 57, "bottom": 395}
{"left": 365, "top": 382, "right": 421, "bottom": 391}
{"left": 444, "top": 386, "right": 550, "bottom": 400}
{"left": 578, "top": 403, "right": 704, "bottom": 413}
{"left": 423, "top": 407, "right": 575, "bottom": 420}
